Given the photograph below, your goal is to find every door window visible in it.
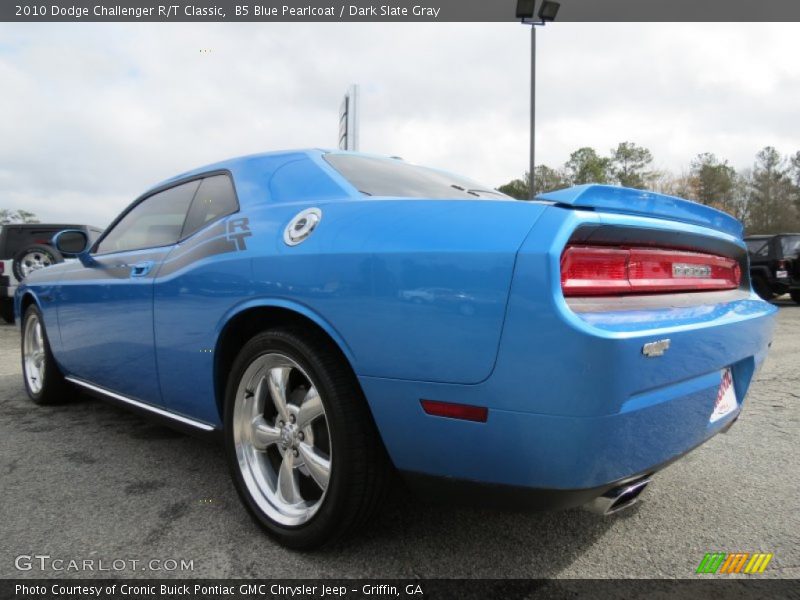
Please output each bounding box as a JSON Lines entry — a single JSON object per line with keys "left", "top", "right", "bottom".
{"left": 95, "top": 181, "right": 200, "bottom": 254}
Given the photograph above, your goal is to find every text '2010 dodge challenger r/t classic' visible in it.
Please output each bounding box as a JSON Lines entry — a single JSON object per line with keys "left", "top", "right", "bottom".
{"left": 16, "top": 150, "right": 776, "bottom": 548}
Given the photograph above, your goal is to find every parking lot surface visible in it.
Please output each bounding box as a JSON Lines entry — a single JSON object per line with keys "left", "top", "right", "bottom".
{"left": 1, "top": 300, "right": 798, "bottom": 579}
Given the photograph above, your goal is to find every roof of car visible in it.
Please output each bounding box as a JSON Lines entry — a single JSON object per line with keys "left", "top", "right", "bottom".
{"left": 153, "top": 149, "right": 329, "bottom": 190}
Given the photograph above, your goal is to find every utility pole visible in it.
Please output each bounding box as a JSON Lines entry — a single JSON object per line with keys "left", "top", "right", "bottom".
{"left": 517, "top": 1, "right": 561, "bottom": 199}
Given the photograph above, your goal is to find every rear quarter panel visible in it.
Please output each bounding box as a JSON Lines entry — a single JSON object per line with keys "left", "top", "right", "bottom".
{"left": 154, "top": 193, "right": 547, "bottom": 424}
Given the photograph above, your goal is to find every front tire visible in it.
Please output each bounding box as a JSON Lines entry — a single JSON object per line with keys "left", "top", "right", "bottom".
{"left": 21, "top": 305, "right": 68, "bottom": 404}
{"left": 224, "top": 328, "right": 389, "bottom": 549}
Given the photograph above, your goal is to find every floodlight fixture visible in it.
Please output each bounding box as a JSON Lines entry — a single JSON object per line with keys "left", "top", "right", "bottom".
{"left": 515, "top": 0, "right": 536, "bottom": 19}
{"left": 538, "top": 1, "right": 561, "bottom": 22}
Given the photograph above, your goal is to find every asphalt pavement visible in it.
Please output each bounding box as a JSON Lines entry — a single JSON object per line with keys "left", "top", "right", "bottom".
{"left": 1, "top": 299, "right": 798, "bottom": 579}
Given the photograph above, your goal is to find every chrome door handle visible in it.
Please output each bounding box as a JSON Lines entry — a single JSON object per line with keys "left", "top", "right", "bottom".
{"left": 129, "top": 261, "right": 155, "bottom": 278}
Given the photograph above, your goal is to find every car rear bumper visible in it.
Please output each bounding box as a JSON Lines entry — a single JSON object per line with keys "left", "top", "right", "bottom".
{"left": 362, "top": 349, "right": 759, "bottom": 491}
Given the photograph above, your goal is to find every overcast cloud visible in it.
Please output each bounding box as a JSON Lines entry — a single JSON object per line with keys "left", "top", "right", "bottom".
{"left": 1, "top": 22, "right": 799, "bottom": 226}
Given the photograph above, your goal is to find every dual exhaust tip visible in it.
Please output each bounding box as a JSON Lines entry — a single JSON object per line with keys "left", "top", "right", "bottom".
{"left": 586, "top": 477, "right": 651, "bottom": 516}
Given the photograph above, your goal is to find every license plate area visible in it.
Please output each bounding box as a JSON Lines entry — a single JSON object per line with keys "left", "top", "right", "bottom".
{"left": 710, "top": 368, "right": 737, "bottom": 423}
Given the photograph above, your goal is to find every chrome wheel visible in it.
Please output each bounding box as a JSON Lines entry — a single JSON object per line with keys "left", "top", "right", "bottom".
{"left": 23, "top": 313, "right": 46, "bottom": 395}
{"left": 233, "top": 353, "right": 331, "bottom": 526}
{"left": 19, "top": 251, "right": 54, "bottom": 278}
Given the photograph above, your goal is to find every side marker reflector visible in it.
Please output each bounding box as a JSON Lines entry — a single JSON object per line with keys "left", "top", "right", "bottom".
{"left": 420, "top": 400, "right": 488, "bottom": 422}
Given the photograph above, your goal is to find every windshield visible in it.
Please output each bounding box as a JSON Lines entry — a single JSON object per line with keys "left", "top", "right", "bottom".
{"left": 324, "top": 154, "right": 511, "bottom": 200}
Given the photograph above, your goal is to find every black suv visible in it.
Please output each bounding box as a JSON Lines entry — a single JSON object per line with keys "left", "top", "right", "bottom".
{"left": 745, "top": 233, "right": 800, "bottom": 303}
{"left": 0, "top": 223, "right": 102, "bottom": 323}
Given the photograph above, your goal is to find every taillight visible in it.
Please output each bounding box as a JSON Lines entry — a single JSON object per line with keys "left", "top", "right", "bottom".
{"left": 561, "top": 245, "right": 741, "bottom": 296}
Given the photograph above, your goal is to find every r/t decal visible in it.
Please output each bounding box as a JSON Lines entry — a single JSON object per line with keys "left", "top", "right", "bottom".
{"left": 227, "top": 217, "right": 252, "bottom": 251}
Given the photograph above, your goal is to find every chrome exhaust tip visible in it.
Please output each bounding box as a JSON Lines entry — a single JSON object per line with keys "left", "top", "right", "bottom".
{"left": 586, "top": 477, "right": 651, "bottom": 515}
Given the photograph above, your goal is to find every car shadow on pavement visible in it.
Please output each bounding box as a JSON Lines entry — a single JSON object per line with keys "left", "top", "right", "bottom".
{"left": 315, "top": 481, "right": 618, "bottom": 577}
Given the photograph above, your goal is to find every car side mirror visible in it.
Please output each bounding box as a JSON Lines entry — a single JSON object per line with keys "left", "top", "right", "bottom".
{"left": 53, "top": 230, "right": 97, "bottom": 266}
{"left": 53, "top": 230, "right": 90, "bottom": 255}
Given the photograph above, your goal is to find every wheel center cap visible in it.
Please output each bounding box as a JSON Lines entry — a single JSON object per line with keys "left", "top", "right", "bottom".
{"left": 280, "top": 424, "right": 297, "bottom": 447}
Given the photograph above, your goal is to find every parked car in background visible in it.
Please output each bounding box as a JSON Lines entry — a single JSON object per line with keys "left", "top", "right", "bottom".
{"left": 15, "top": 150, "right": 776, "bottom": 549}
{"left": 745, "top": 233, "right": 800, "bottom": 302}
{"left": 0, "top": 223, "right": 102, "bottom": 323}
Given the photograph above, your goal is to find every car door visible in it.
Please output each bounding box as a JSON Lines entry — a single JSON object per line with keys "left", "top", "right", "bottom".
{"left": 56, "top": 180, "right": 200, "bottom": 405}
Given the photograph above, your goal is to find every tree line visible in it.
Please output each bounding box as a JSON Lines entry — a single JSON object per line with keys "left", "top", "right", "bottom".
{"left": 498, "top": 142, "right": 800, "bottom": 234}
{"left": 0, "top": 209, "right": 39, "bottom": 225}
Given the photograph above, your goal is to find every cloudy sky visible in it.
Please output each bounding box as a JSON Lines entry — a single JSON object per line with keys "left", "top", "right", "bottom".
{"left": 1, "top": 22, "right": 799, "bottom": 226}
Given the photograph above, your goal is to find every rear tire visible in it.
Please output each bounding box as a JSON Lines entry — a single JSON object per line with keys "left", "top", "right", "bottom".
{"left": 21, "top": 305, "right": 68, "bottom": 404}
{"left": 752, "top": 277, "right": 775, "bottom": 301}
{"left": 12, "top": 244, "right": 63, "bottom": 281}
{"left": 224, "top": 328, "right": 389, "bottom": 549}
{"left": 790, "top": 290, "right": 800, "bottom": 304}
{"left": 1, "top": 299, "right": 13, "bottom": 324}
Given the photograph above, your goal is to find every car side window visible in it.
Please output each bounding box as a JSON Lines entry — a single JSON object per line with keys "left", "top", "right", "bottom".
{"left": 780, "top": 236, "right": 800, "bottom": 258}
{"left": 95, "top": 181, "right": 200, "bottom": 255}
{"left": 745, "top": 239, "right": 769, "bottom": 257}
{"left": 180, "top": 175, "right": 239, "bottom": 239}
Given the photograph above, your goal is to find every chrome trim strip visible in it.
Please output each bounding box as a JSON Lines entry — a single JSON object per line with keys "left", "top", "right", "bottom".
{"left": 567, "top": 289, "right": 751, "bottom": 313}
{"left": 65, "top": 376, "right": 216, "bottom": 431}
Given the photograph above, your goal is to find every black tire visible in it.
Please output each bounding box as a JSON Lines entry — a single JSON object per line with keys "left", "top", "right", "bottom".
{"left": 790, "top": 290, "right": 800, "bottom": 304}
{"left": 21, "top": 305, "right": 68, "bottom": 405}
{"left": 752, "top": 277, "right": 775, "bottom": 301}
{"left": 224, "top": 328, "right": 389, "bottom": 549}
{"left": 1, "top": 299, "right": 14, "bottom": 324}
{"left": 12, "top": 244, "right": 63, "bottom": 281}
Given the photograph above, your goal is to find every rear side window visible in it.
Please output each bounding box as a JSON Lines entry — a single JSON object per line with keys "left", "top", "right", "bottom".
{"left": 180, "top": 174, "right": 238, "bottom": 239}
{"left": 780, "top": 235, "right": 800, "bottom": 258}
{"left": 95, "top": 181, "right": 200, "bottom": 254}
{"left": 324, "top": 154, "right": 510, "bottom": 200}
{"left": 2, "top": 227, "right": 64, "bottom": 258}
{"left": 745, "top": 239, "right": 769, "bottom": 257}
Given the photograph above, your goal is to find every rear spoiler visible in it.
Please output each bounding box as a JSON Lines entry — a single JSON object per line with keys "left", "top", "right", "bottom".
{"left": 537, "top": 184, "right": 743, "bottom": 239}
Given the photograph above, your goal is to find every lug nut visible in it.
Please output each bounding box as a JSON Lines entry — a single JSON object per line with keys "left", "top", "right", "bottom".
{"left": 290, "top": 414, "right": 296, "bottom": 423}
{"left": 298, "top": 432, "right": 305, "bottom": 441}
{"left": 278, "top": 420, "right": 284, "bottom": 427}
{"left": 292, "top": 449, "right": 299, "bottom": 457}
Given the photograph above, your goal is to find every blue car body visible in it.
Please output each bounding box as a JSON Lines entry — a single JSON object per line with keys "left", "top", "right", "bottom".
{"left": 16, "top": 149, "right": 776, "bottom": 503}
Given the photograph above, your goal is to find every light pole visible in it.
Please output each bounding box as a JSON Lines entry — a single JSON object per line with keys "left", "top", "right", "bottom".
{"left": 516, "top": 1, "right": 560, "bottom": 199}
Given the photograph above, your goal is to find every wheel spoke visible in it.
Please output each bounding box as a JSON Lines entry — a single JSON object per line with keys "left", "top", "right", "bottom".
{"left": 268, "top": 367, "right": 291, "bottom": 422}
{"left": 251, "top": 416, "right": 281, "bottom": 451}
{"left": 298, "top": 442, "right": 330, "bottom": 491}
{"left": 296, "top": 386, "right": 323, "bottom": 429}
{"left": 277, "top": 451, "right": 301, "bottom": 505}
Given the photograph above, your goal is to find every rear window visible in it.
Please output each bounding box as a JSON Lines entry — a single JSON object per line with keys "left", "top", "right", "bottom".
{"left": 324, "top": 154, "right": 511, "bottom": 200}
{"left": 780, "top": 235, "right": 800, "bottom": 258}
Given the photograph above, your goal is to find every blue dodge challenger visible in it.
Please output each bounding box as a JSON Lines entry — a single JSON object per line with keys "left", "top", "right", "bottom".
{"left": 16, "top": 150, "right": 776, "bottom": 548}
